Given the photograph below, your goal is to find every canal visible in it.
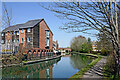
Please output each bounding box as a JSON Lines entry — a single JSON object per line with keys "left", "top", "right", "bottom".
{"left": 2, "top": 54, "right": 92, "bottom": 79}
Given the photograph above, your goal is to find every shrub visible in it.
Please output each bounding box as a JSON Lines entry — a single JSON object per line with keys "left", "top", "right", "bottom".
{"left": 2, "top": 54, "right": 20, "bottom": 65}
{"left": 22, "top": 54, "right": 27, "bottom": 61}
{"left": 103, "top": 53, "right": 117, "bottom": 79}
{"left": 101, "top": 48, "right": 110, "bottom": 56}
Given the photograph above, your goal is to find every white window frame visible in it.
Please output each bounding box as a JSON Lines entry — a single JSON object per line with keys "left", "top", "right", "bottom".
{"left": 13, "top": 39, "right": 15, "bottom": 43}
{"left": 17, "top": 39, "right": 19, "bottom": 43}
{"left": 13, "top": 31, "right": 15, "bottom": 35}
{"left": 1, "top": 40, "right": 4, "bottom": 43}
{"left": 46, "top": 30, "right": 49, "bottom": 37}
{"left": 1, "top": 33, "right": 4, "bottom": 36}
{"left": 17, "top": 31, "right": 19, "bottom": 35}
{"left": 21, "top": 38, "right": 24, "bottom": 43}
{"left": 27, "top": 28, "right": 30, "bottom": 32}
{"left": 21, "top": 29, "right": 24, "bottom": 33}
{"left": 46, "top": 38, "right": 49, "bottom": 46}
{"left": 27, "top": 37, "right": 30, "bottom": 42}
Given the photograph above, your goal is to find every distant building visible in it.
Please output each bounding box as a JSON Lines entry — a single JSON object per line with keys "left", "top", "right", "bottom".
{"left": 59, "top": 48, "right": 71, "bottom": 54}
{"left": 1, "top": 19, "right": 53, "bottom": 53}
{"left": 92, "top": 40, "right": 97, "bottom": 51}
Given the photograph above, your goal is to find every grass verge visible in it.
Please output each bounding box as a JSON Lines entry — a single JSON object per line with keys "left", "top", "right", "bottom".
{"left": 69, "top": 52, "right": 102, "bottom": 78}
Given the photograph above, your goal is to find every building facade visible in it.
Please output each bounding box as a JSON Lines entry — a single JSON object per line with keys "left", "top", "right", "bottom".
{"left": 1, "top": 19, "right": 53, "bottom": 53}
{"left": 92, "top": 40, "right": 97, "bottom": 51}
{"left": 53, "top": 40, "right": 59, "bottom": 50}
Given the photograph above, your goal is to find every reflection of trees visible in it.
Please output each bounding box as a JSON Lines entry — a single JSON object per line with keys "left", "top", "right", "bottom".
{"left": 2, "top": 57, "right": 61, "bottom": 78}
{"left": 70, "top": 54, "right": 92, "bottom": 70}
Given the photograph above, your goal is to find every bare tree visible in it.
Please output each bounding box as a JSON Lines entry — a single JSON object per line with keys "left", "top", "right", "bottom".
{"left": 2, "top": 3, "right": 14, "bottom": 54}
{"left": 40, "top": 0, "right": 120, "bottom": 78}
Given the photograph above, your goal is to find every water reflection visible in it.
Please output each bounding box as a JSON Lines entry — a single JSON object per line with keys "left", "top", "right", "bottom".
{"left": 2, "top": 54, "right": 92, "bottom": 78}
{"left": 2, "top": 58, "right": 61, "bottom": 78}
{"left": 70, "top": 54, "right": 92, "bottom": 70}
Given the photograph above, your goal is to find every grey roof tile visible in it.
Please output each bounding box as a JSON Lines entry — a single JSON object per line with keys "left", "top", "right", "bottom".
{"left": 2, "top": 19, "right": 43, "bottom": 32}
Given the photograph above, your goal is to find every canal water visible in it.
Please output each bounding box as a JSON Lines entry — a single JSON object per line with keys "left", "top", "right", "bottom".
{"left": 2, "top": 54, "right": 92, "bottom": 79}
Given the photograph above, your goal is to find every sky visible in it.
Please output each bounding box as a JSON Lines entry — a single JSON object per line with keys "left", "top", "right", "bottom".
{"left": 2, "top": 2, "right": 97, "bottom": 47}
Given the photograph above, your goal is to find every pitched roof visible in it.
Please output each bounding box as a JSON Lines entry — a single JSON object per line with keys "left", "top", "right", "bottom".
{"left": 2, "top": 19, "right": 43, "bottom": 32}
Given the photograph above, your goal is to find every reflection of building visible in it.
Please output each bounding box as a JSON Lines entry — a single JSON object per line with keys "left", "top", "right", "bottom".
{"left": 39, "top": 66, "right": 53, "bottom": 78}
{"left": 1, "top": 19, "right": 53, "bottom": 53}
{"left": 92, "top": 40, "right": 97, "bottom": 51}
{"left": 2, "top": 57, "right": 61, "bottom": 78}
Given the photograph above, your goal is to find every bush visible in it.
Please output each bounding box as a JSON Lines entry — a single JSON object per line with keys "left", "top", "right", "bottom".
{"left": 22, "top": 54, "right": 27, "bottom": 61}
{"left": 101, "top": 48, "right": 110, "bottom": 56}
{"left": 103, "top": 53, "right": 117, "bottom": 79}
{"left": 2, "top": 54, "right": 20, "bottom": 65}
{"left": 97, "top": 53, "right": 101, "bottom": 55}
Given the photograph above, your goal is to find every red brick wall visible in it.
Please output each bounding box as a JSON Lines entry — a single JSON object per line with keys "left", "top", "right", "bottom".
{"left": 5, "top": 31, "right": 13, "bottom": 44}
{"left": 19, "top": 29, "right": 26, "bottom": 46}
{"left": 39, "top": 20, "right": 53, "bottom": 49}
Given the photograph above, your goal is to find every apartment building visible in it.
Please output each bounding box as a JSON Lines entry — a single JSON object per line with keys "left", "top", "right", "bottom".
{"left": 53, "top": 40, "right": 59, "bottom": 50}
{"left": 1, "top": 19, "right": 53, "bottom": 53}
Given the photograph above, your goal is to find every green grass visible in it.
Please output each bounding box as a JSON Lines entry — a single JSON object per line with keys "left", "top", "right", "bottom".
{"left": 69, "top": 53, "right": 102, "bottom": 78}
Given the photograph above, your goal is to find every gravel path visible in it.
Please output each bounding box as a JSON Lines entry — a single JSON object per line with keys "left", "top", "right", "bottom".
{"left": 82, "top": 57, "right": 107, "bottom": 79}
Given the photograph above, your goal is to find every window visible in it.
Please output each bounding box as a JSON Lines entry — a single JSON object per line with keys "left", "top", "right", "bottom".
{"left": 46, "top": 30, "right": 49, "bottom": 37}
{"left": 46, "top": 38, "right": 49, "bottom": 46}
{"left": 21, "top": 29, "right": 24, "bottom": 33}
{"left": 9, "top": 32, "right": 11, "bottom": 35}
{"left": 21, "top": 38, "right": 24, "bottom": 43}
{"left": 9, "top": 39, "right": 11, "bottom": 43}
{"left": 1, "top": 33, "right": 4, "bottom": 36}
{"left": 13, "top": 31, "right": 15, "bottom": 35}
{"left": 27, "top": 37, "right": 30, "bottom": 42}
{"left": 13, "top": 39, "right": 15, "bottom": 43}
{"left": 17, "top": 39, "right": 19, "bottom": 43}
{"left": 17, "top": 31, "right": 19, "bottom": 35}
{"left": 1, "top": 40, "right": 4, "bottom": 44}
{"left": 27, "top": 28, "right": 30, "bottom": 32}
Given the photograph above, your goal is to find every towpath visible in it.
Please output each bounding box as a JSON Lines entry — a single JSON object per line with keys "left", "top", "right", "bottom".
{"left": 82, "top": 57, "right": 107, "bottom": 79}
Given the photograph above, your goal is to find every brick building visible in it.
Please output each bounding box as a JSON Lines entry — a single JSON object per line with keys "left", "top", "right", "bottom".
{"left": 1, "top": 19, "right": 53, "bottom": 53}
{"left": 53, "top": 40, "right": 59, "bottom": 50}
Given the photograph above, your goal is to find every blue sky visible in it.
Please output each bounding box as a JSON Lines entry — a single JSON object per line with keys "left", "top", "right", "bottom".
{"left": 2, "top": 2, "right": 97, "bottom": 47}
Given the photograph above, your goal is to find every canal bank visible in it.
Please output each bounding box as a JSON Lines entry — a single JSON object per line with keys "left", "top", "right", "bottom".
{"left": 2, "top": 53, "right": 92, "bottom": 78}
{"left": 23, "top": 55, "right": 62, "bottom": 65}
{"left": 69, "top": 52, "right": 103, "bottom": 78}
{"left": 1, "top": 55, "right": 62, "bottom": 68}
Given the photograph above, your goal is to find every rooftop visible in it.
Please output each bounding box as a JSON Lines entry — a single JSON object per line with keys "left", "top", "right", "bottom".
{"left": 2, "top": 19, "right": 43, "bottom": 32}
